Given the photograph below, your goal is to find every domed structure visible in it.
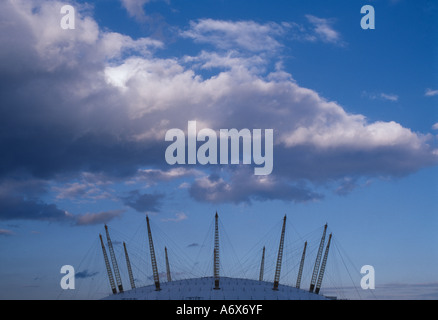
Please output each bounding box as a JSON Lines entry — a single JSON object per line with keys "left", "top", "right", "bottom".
{"left": 99, "top": 213, "right": 335, "bottom": 300}
{"left": 102, "top": 277, "right": 329, "bottom": 300}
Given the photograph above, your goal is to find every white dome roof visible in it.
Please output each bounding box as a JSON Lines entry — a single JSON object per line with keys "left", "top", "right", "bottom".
{"left": 102, "top": 276, "right": 330, "bottom": 300}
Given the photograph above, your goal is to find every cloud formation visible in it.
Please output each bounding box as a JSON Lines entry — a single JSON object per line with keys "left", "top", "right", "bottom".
{"left": 181, "top": 19, "right": 287, "bottom": 53}
{"left": 132, "top": 168, "right": 201, "bottom": 185}
{"left": 0, "top": 177, "right": 124, "bottom": 224}
{"left": 120, "top": 0, "right": 150, "bottom": 21}
{"left": 0, "top": 0, "right": 436, "bottom": 215}
{"left": 425, "top": 88, "right": 438, "bottom": 97}
{"left": 0, "top": 190, "right": 70, "bottom": 223}
{"left": 0, "top": 229, "right": 15, "bottom": 236}
{"left": 379, "top": 93, "right": 399, "bottom": 102}
{"left": 161, "top": 212, "right": 188, "bottom": 222}
{"left": 74, "top": 210, "right": 125, "bottom": 226}
{"left": 304, "top": 15, "right": 344, "bottom": 45}
{"left": 189, "top": 169, "right": 323, "bottom": 204}
{"left": 75, "top": 269, "right": 99, "bottom": 279}
{"left": 363, "top": 91, "right": 399, "bottom": 102}
{"left": 122, "top": 190, "right": 164, "bottom": 213}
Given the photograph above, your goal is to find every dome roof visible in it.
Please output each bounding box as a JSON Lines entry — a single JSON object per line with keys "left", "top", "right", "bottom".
{"left": 102, "top": 276, "right": 330, "bottom": 300}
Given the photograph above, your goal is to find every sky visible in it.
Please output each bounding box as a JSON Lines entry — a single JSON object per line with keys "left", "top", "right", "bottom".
{"left": 0, "top": 0, "right": 437, "bottom": 300}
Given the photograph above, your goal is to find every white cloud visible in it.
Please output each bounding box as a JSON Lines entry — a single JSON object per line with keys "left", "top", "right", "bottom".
{"left": 362, "top": 91, "right": 399, "bottom": 102}
{"left": 432, "top": 123, "right": 438, "bottom": 130}
{"left": 131, "top": 168, "right": 202, "bottom": 186}
{"left": 181, "top": 19, "right": 287, "bottom": 53}
{"left": 281, "top": 115, "right": 425, "bottom": 150}
{"left": 120, "top": 0, "right": 150, "bottom": 21}
{"left": 1, "top": 1, "right": 161, "bottom": 73}
{"left": 305, "top": 15, "right": 343, "bottom": 45}
{"left": 53, "top": 182, "right": 113, "bottom": 201}
{"left": 181, "top": 17, "right": 345, "bottom": 52}
{"left": 425, "top": 88, "right": 438, "bottom": 97}
{"left": 380, "top": 93, "right": 399, "bottom": 102}
{"left": 183, "top": 50, "right": 267, "bottom": 73}
{"left": 99, "top": 32, "right": 163, "bottom": 60}
{"left": 161, "top": 212, "right": 188, "bottom": 222}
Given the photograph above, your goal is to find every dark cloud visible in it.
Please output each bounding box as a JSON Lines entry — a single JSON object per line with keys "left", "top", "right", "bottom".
{"left": 189, "top": 168, "right": 323, "bottom": 204}
{"left": 0, "top": 178, "right": 124, "bottom": 224}
{"left": 0, "top": 115, "right": 166, "bottom": 180}
{"left": 75, "top": 269, "right": 99, "bottom": 279}
{"left": 273, "top": 144, "right": 438, "bottom": 182}
{"left": 0, "top": 193, "right": 125, "bottom": 226}
{"left": 122, "top": 190, "right": 164, "bottom": 213}
{"left": 0, "top": 194, "right": 69, "bottom": 222}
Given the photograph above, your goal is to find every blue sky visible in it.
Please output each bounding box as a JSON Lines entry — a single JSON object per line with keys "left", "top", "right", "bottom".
{"left": 0, "top": 0, "right": 437, "bottom": 300}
